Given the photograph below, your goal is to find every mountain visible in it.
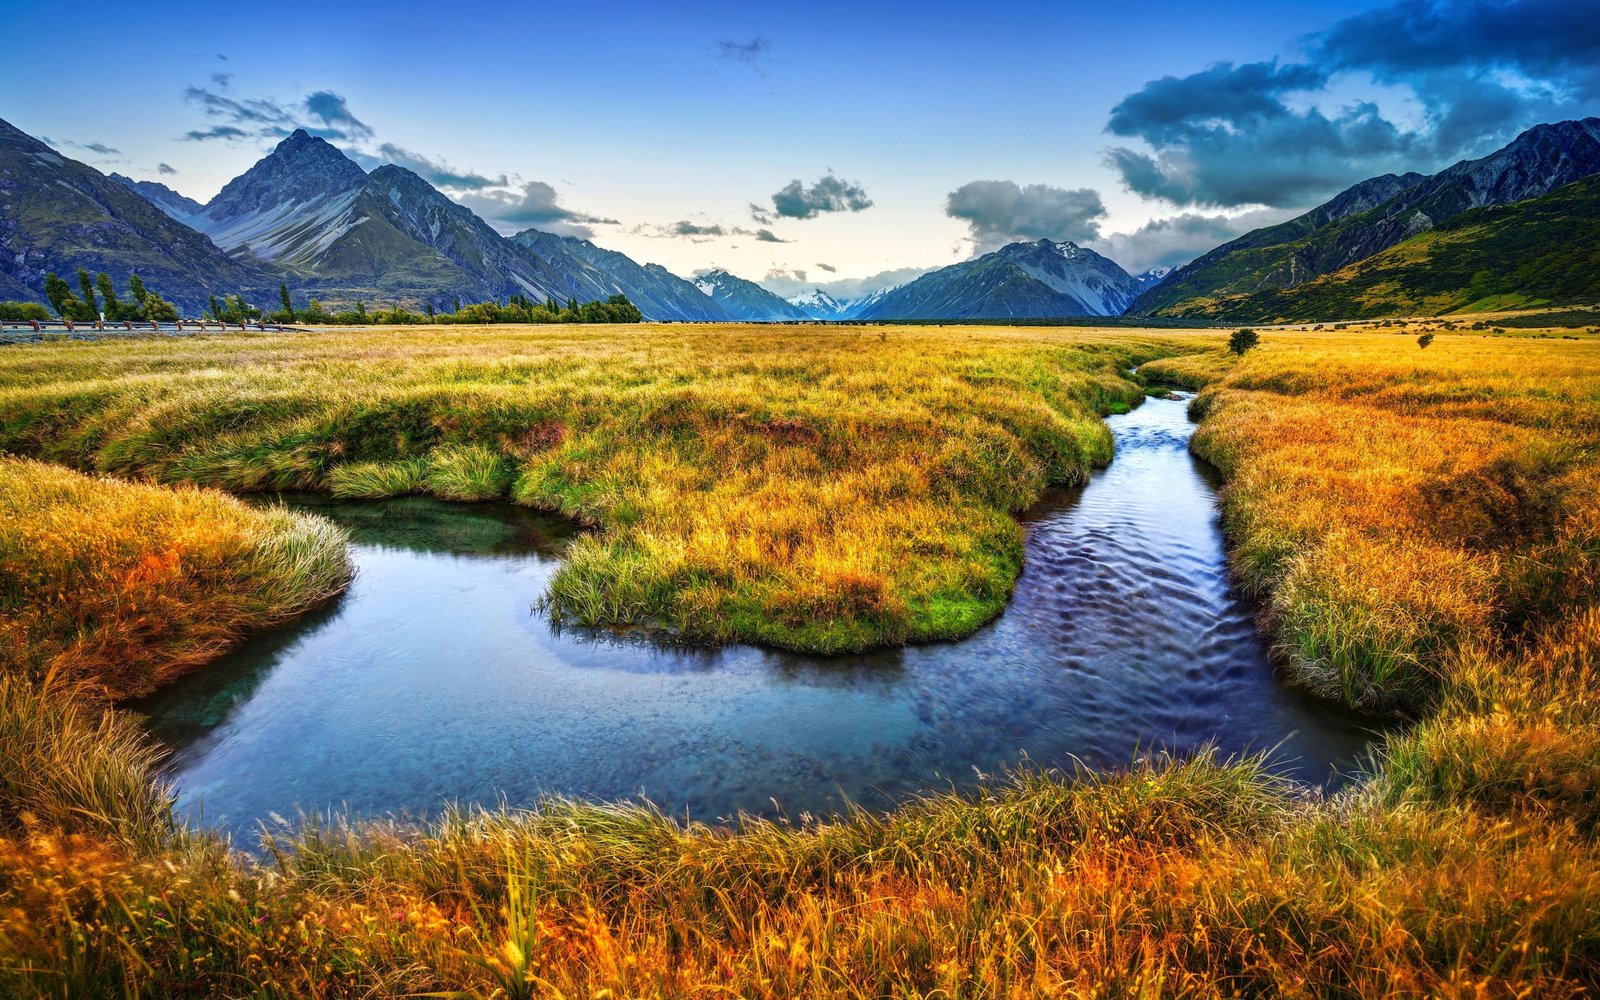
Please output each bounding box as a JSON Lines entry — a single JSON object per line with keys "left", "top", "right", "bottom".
{"left": 854, "top": 240, "right": 1142, "bottom": 320}
{"left": 190, "top": 129, "right": 370, "bottom": 269}
{"left": 188, "top": 130, "right": 526, "bottom": 307}
{"left": 186, "top": 130, "right": 722, "bottom": 318}
{"left": 693, "top": 269, "right": 814, "bottom": 321}
{"left": 1133, "top": 266, "right": 1172, "bottom": 291}
{"left": 786, "top": 288, "right": 854, "bottom": 320}
{"left": 109, "top": 174, "right": 203, "bottom": 221}
{"left": 1133, "top": 118, "right": 1600, "bottom": 319}
{"left": 1216, "top": 173, "right": 1600, "bottom": 320}
{"left": 511, "top": 230, "right": 730, "bottom": 321}
{"left": 0, "top": 118, "right": 269, "bottom": 312}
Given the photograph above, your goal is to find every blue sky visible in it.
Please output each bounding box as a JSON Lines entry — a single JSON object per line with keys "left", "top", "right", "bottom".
{"left": 6, "top": 0, "right": 1598, "bottom": 296}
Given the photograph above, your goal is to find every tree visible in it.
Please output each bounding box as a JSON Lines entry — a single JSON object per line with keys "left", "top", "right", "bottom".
{"left": 425, "top": 302, "right": 436, "bottom": 320}
{"left": 209, "top": 295, "right": 224, "bottom": 322}
{"left": 0, "top": 301, "right": 51, "bottom": 321}
{"left": 1418, "top": 332, "right": 1435, "bottom": 349}
{"left": 43, "top": 272, "right": 74, "bottom": 318}
{"left": 278, "top": 283, "right": 294, "bottom": 322}
{"left": 77, "top": 269, "right": 99, "bottom": 319}
{"left": 1228, "top": 328, "right": 1259, "bottom": 355}
{"left": 96, "top": 273, "right": 121, "bottom": 321}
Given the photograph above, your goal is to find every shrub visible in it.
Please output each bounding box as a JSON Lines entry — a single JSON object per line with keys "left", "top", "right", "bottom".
{"left": 1228, "top": 328, "right": 1260, "bottom": 355}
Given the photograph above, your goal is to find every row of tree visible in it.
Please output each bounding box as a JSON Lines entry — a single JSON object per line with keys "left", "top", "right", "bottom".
{"left": 6, "top": 278, "right": 644, "bottom": 328}
{"left": 276, "top": 291, "right": 645, "bottom": 326}
{"left": 41, "top": 270, "right": 179, "bottom": 322}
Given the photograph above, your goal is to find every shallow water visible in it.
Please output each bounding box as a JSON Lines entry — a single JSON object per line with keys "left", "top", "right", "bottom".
{"left": 134, "top": 396, "right": 1378, "bottom": 838}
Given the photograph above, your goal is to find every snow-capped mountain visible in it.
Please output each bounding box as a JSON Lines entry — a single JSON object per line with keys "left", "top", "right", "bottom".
{"left": 1134, "top": 266, "right": 1172, "bottom": 290}
{"left": 855, "top": 240, "right": 1142, "bottom": 320}
{"left": 178, "top": 129, "right": 724, "bottom": 317}
{"left": 786, "top": 287, "right": 852, "bottom": 319}
{"left": 694, "top": 269, "right": 813, "bottom": 321}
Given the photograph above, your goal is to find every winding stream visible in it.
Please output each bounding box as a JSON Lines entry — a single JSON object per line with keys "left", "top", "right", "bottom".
{"left": 133, "top": 396, "right": 1377, "bottom": 837}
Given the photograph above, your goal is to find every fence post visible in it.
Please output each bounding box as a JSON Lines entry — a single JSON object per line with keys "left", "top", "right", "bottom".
{"left": 30, "top": 319, "right": 41, "bottom": 332}
{"left": 150, "top": 320, "right": 160, "bottom": 331}
{"left": 64, "top": 319, "right": 74, "bottom": 332}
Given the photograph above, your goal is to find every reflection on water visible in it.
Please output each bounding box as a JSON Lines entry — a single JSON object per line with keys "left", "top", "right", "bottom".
{"left": 132, "top": 397, "right": 1379, "bottom": 838}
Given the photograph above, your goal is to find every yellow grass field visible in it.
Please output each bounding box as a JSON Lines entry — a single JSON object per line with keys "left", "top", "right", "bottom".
{"left": 1, "top": 322, "right": 1598, "bottom": 997}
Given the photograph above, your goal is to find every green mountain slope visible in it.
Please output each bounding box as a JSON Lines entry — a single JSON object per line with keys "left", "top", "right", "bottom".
{"left": 1133, "top": 117, "right": 1600, "bottom": 320}
{"left": 1226, "top": 174, "right": 1600, "bottom": 320}
{"left": 0, "top": 118, "right": 271, "bottom": 312}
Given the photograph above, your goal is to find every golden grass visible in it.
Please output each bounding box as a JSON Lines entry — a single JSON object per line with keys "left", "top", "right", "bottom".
{"left": 0, "top": 323, "right": 1196, "bottom": 652}
{"left": 0, "top": 457, "right": 352, "bottom": 698}
{"left": 3, "top": 323, "right": 1600, "bottom": 996}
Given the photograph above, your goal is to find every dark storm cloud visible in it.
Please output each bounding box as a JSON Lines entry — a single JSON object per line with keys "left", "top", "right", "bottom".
{"left": 211, "top": 71, "right": 232, "bottom": 88}
{"left": 753, "top": 228, "right": 786, "bottom": 242}
{"left": 1315, "top": 0, "right": 1600, "bottom": 94}
{"left": 769, "top": 174, "right": 873, "bottom": 220}
{"left": 1091, "top": 208, "right": 1293, "bottom": 274}
{"left": 1105, "top": 86, "right": 1420, "bottom": 208}
{"left": 157, "top": 163, "right": 177, "bottom": 175}
{"left": 945, "top": 180, "right": 1107, "bottom": 250}
{"left": 1104, "top": 0, "right": 1600, "bottom": 210}
{"left": 816, "top": 262, "right": 837, "bottom": 272}
{"left": 1106, "top": 61, "right": 1324, "bottom": 144}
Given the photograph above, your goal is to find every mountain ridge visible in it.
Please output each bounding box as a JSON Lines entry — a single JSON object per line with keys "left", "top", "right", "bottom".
{"left": 1133, "top": 117, "right": 1600, "bottom": 318}
{"left": 855, "top": 240, "right": 1142, "bottom": 320}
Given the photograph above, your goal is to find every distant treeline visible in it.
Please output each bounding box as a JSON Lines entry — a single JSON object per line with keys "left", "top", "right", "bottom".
{"left": 2, "top": 280, "right": 643, "bottom": 327}
{"left": 292, "top": 292, "right": 645, "bottom": 326}
{"left": 199, "top": 286, "right": 644, "bottom": 326}
{"left": 0, "top": 270, "right": 183, "bottom": 323}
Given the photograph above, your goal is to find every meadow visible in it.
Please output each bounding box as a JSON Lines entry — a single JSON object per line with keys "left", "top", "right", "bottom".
{"left": 0, "top": 324, "right": 1188, "bottom": 652}
{"left": 1, "top": 321, "right": 1598, "bottom": 996}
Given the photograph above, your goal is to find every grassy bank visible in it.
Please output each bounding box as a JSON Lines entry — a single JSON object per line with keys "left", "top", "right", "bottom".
{"left": 0, "top": 457, "right": 351, "bottom": 698}
{"left": 0, "top": 323, "right": 1194, "bottom": 652}
{"left": 0, "top": 457, "right": 350, "bottom": 863}
{"left": 2, "top": 324, "right": 1599, "bottom": 996}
